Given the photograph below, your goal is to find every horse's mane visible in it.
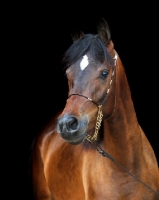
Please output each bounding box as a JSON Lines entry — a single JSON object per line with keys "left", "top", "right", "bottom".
{"left": 62, "top": 34, "right": 113, "bottom": 69}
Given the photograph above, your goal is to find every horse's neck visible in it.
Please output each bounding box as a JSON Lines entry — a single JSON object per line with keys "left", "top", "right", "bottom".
{"left": 103, "top": 56, "right": 142, "bottom": 167}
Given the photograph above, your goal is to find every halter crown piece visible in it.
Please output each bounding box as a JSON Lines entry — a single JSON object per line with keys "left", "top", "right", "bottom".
{"left": 85, "top": 51, "right": 118, "bottom": 142}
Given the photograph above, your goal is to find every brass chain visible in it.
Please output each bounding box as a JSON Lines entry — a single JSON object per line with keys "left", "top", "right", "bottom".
{"left": 85, "top": 105, "right": 103, "bottom": 141}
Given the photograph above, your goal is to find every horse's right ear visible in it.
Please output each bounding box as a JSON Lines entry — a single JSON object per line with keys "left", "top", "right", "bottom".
{"left": 71, "top": 23, "right": 84, "bottom": 42}
{"left": 97, "top": 18, "right": 111, "bottom": 46}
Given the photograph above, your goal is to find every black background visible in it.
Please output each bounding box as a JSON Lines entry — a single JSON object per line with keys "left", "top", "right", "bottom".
{"left": 5, "top": 2, "right": 158, "bottom": 199}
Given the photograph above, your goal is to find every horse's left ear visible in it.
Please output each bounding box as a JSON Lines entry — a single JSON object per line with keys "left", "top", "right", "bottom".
{"left": 97, "top": 18, "right": 111, "bottom": 47}
{"left": 71, "top": 23, "right": 84, "bottom": 42}
{"left": 71, "top": 30, "right": 84, "bottom": 42}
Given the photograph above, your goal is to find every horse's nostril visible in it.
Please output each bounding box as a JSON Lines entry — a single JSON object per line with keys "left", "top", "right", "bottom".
{"left": 57, "top": 116, "right": 79, "bottom": 134}
{"left": 66, "top": 117, "right": 78, "bottom": 131}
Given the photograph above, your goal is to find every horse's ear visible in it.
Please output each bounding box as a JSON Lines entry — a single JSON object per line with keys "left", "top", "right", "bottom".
{"left": 71, "top": 30, "right": 84, "bottom": 42}
{"left": 71, "top": 23, "right": 84, "bottom": 42}
{"left": 71, "top": 29, "right": 84, "bottom": 42}
{"left": 97, "top": 18, "right": 111, "bottom": 46}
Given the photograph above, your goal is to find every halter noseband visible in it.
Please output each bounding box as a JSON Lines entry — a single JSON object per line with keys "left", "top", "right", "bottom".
{"left": 67, "top": 51, "right": 118, "bottom": 142}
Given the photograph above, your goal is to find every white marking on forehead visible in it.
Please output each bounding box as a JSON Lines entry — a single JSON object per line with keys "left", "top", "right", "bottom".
{"left": 80, "top": 55, "right": 89, "bottom": 71}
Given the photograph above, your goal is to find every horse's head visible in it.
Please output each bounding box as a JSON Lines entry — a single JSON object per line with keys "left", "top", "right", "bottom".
{"left": 57, "top": 18, "right": 117, "bottom": 145}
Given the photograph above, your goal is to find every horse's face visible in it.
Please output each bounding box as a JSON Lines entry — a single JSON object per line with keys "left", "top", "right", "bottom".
{"left": 57, "top": 52, "right": 115, "bottom": 145}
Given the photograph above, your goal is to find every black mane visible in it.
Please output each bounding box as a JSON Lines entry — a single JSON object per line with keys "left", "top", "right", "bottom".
{"left": 62, "top": 34, "right": 113, "bottom": 69}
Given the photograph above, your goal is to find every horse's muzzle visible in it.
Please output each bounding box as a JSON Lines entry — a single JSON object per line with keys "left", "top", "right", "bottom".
{"left": 57, "top": 114, "right": 88, "bottom": 145}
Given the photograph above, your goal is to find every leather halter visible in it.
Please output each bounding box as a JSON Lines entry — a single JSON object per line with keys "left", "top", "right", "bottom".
{"left": 67, "top": 51, "right": 118, "bottom": 141}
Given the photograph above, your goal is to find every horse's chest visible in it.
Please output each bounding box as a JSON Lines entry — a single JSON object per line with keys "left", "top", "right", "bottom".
{"left": 45, "top": 151, "right": 144, "bottom": 200}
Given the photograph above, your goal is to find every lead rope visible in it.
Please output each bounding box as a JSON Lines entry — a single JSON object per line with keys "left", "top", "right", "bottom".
{"left": 89, "top": 141, "right": 159, "bottom": 195}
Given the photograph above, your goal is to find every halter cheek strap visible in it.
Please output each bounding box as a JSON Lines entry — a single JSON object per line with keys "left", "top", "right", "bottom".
{"left": 67, "top": 51, "right": 118, "bottom": 141}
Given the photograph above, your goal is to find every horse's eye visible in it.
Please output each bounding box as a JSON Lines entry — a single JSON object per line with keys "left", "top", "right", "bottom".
{"left": 100, "top": 70, "right": 109, "bottom": 79}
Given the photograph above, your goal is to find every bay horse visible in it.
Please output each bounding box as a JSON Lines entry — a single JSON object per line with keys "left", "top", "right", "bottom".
{"left": 31, "top": 18, "right": 159, "bottom": 199}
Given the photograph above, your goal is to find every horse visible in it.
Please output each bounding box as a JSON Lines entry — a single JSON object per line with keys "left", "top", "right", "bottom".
{"left": 31, "top": 18, "right": 159, "bottom": 199}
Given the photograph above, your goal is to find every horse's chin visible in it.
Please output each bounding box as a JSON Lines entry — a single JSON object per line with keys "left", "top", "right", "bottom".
{"left": 67, "top": 140, "right": 83, "bottom": 145}
{"left": 62, "top": 133, "right": 86, "bottom": 145}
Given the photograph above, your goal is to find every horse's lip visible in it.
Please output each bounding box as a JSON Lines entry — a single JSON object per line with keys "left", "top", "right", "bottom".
{"left": 59, "top": 127, "right": 92, "bottom": 145}
{"left": 61, "top": 133, "right": 86, "bottom": 145}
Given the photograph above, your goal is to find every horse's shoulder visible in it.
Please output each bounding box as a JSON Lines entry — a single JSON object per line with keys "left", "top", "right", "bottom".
{"left": 30, "top": 113, "right": 63, "bottom": 200}
{"left": 32, "top": 110, "right": 64, "bottom": 158}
